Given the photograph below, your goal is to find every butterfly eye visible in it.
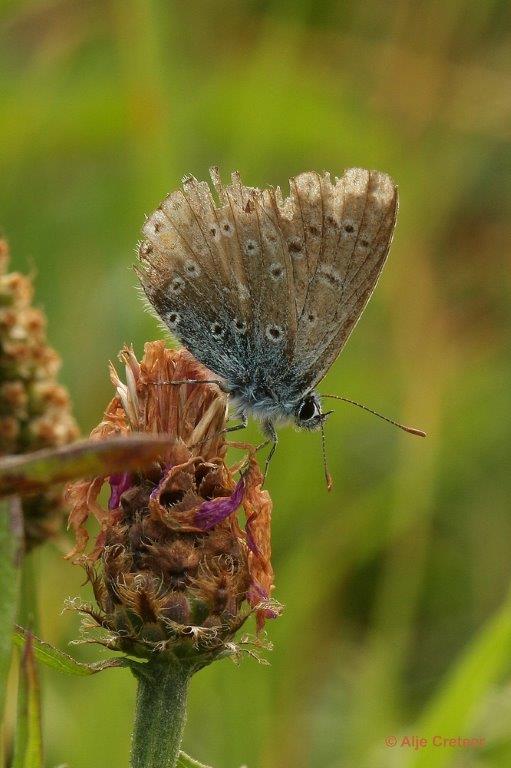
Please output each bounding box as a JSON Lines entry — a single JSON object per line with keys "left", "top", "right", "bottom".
{"left": 297, "top": 396, "right": 320, "bottom": 423}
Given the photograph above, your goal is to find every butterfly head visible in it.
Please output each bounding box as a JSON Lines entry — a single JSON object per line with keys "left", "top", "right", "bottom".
{"left": 295, "top": 393, "right": 332, "bottom": 431}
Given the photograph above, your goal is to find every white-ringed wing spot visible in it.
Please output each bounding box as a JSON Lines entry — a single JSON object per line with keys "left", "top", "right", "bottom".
{"left": 266, "top": 324, "right": 284, "bottom": 343}
{"left": 184, "top": 259, "right": 201, "bottom": 277}
{"left": 169, "top": 275, "right": 185, "bottom": 294}
{"left": 269, "top": 262, "right": 284, "bottom": 281}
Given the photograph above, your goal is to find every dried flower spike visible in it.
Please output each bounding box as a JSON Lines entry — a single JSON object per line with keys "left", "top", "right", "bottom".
{"left": 66, "top": 341, "right": 278, "bottom": 668}
{"left": 0, "top": 239, "right": 79, "bottom": 549}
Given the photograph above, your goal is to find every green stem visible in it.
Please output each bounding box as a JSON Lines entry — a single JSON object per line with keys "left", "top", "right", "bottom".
{"left": 19, "top": 550, "right": 39, "bottom": 633}
{"left": 130, "top": 658, "right": 191, "bottom": 768}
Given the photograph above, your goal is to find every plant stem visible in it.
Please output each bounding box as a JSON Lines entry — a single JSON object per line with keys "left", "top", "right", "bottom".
{"left": 19, "top": 550, "right": 39, "bottom": 633}
{"left": 0, "top": 498, "right": 23, "bottom": 724}
{"left": 130, "top": 658, "right": 191, "bottom": 768}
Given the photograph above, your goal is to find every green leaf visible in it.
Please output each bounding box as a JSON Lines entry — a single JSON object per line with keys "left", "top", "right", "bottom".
{"left": 13, "top": 627, "right": 144, "bottom": 676}
{"left": 407, "top": 589, "right": 511, "bottom": 768}
{"left": 0, "top": 497, "right": 23, "bottom": 724}
{"left": 177, "top": 751, "right": 214, "bottom": 768}
{"left": 12, "top": 632, "right": 43, "bottom": 768}
{"left": 0, "top": 435, "right": 173, "bottom": 497}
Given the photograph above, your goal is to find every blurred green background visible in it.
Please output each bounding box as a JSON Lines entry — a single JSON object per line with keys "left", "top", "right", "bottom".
{"left": 1, "top": 1, "right": 511, "bottom": 766}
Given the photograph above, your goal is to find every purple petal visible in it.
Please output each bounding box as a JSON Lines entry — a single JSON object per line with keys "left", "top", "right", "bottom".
{"left": 248, "top": 581, "right": 278, "bottom": 619}
{"left": 245, "top": 526, "right": 258, "bottom": 554}
{"left": 248, "top": 582, "right": 268, "bottom": 603}
{"left": 149, "top": 464, "right": 172, "bottom": 502}
{"left": 195, "top": 477, "right": 245, "bottom": 530}
{"left": 108, "top": 472, "right": 132, "bottom": 510}
{"left": 245, "top": 515, "right": 261, "bottom": 555}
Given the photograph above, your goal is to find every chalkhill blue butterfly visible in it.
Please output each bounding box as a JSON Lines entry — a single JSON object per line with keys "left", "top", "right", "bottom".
{"left": 137, "top": 168, "right": 425, "bottom": 485}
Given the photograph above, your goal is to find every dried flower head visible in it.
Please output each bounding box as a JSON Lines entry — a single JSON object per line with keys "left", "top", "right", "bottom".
{"left": 66, "top": 341, "right": 278, "bottom": 667}
{"left": 0, "top": 239, "right": 80, "bottom": 549}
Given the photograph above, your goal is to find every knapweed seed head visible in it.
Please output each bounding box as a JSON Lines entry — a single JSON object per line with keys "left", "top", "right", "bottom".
{"left": 0, "top": 239, "right": 79, "bottom": 549}
{"left": 66, "top": 341, "right": 278, "bottom": 668}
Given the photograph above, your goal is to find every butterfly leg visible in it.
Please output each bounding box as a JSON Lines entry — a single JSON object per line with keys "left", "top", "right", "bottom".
{"left": 190, "top": 413, "right": 247, "bottom": 452}
{"left": 224, "top": 412, "right": 248, "bottom": 435}
{"left": 151, "top": 379, "right": 229, "bottom": 392}
{"left": 257, "top": 420, "right": 277, "bottom": 481}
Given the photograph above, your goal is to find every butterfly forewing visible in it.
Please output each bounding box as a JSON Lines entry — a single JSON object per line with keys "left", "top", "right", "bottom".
{"left": 293, "top": 169, "right": 398, "bottom": 389}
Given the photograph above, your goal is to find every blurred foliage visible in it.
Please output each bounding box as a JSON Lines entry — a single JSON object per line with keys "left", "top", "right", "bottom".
{"left": 0, "top": 0, "right": 510, "bottom": 766}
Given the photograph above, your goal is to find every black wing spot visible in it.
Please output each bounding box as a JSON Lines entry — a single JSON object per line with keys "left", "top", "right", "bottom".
{"left": 244, "top": 239, "right": 260, "bottom": 256}
{"left": 210, "top": 322, "right": 224, "bottom": 338}
{"left": 266, "top": 324, "right": 283, "bottom": 342}
{"left": 170, "top": 276, "right": 185, "bottom": 294}
{"left": 317, "top": 265, "right": 343, "bottom": 290}
{"left": 166, "top": 311, "right": 180, "bottom": 329}
{"left": 288, "top": 238, "right": 303, "bottom": 255}
{"left": 185, "top": 260, "right": 201, "bottom": 277}
{"left": 269, "top": 263, "right": 284, "bottom": 281}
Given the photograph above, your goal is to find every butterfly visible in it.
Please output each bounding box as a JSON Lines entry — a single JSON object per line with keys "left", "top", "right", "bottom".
{"left": 137, "top": 167, "right": 424, "bottom": 482}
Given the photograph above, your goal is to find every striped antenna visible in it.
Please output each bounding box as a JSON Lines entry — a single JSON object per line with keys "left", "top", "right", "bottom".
{"left": 321, "top": 395, "right": 426, "bottom": 437}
